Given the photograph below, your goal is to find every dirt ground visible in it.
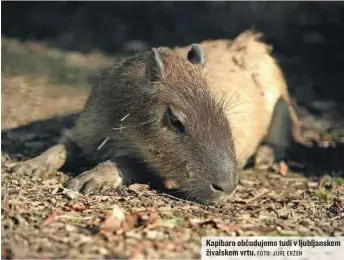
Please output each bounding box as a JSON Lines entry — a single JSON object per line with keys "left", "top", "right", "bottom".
{"left": 1, "top": 36, "right": 344, "bottom": 259}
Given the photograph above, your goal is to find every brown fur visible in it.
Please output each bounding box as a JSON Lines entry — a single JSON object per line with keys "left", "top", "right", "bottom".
{"left": 182, "top": 31, "right": 299, "bottom": 168}
{"left": 12, "top": 30, "right": 300, "bottom": 204}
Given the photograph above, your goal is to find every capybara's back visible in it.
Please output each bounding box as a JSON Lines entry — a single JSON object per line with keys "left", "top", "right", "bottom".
{"left": 176, "top": 30, "right": 298, "bottom": 168}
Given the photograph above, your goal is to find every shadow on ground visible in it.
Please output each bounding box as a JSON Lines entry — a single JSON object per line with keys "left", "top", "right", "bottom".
{"left": 2, "top": 113, "right": 343, "bottom": 179}
{"left": 1, "top": 114, "right": 78, "bottom": 160}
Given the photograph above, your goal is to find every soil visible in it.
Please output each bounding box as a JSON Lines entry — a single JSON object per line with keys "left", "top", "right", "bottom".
{"left": 1, "top": 37, "right": 344, "bottom": 259}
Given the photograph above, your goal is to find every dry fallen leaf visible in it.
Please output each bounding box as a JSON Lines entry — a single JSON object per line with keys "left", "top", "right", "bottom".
{"left": 40, "top": 211, "right": 57, "bottom": 228}
{"left": 98, "top": 206, "right": 161, "bottom": 235}
{"left": 100, "top": 205, "right": 126, "bottom": 233}
{"left": 276, "top": 161, "right": 288, "bottom": 176}
{"left": 64, "top": 201, "right": 90, "bottom": 212}
{"left": 189, "top": 219, "right": 242, "bottom": 232}
{"left": 123, "top": 207, "right": 161, "bottom": 233}
{"left": 51, "top": 185, "right": 61, "bottom": 195}
{"left": 128, "top": 184, "right": 151, "bottom": 194}
{"left": 134, "top": 207, "right": 160, "bottom": 225}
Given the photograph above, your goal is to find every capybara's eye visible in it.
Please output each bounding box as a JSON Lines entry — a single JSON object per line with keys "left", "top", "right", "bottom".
{"left": 167, "top": 107, "right": 186, "bottom": 134}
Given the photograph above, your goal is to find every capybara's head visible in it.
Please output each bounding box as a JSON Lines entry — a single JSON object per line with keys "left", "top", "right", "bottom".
{"left": 115, "top": 45, "right": 239, "bottom": 204}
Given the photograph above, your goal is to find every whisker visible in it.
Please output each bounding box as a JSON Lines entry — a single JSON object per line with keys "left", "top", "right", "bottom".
{"left": 224, "top": 100, "right": 250, "bottom": 114}
{"left": 225, "top": 111, "right": 246, "bottom": 117}
{"left": 97, "top": 137, "right": 110, "bottom": 150}
{"left": 221, "top": 84, "right": 244, "bottom": 109}
{"left": 236, "top": 141, "right": 255, "bottom": 166}
{"left": 120, "top": 113, "right": 131, "bottom": 122}
{"left": 112, "top": 118, "right": 155, "bottom": 131}
{"left": 220, "top": 84, "right": 252, "bottom": 114}
{"left": 155, "top": 193, "right": 197, "bottom": 204}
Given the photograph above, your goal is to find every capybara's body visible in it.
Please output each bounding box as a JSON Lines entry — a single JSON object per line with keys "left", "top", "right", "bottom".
{"left": 181, "top": 32, "right": 298, "bottom": 168}
{"left": 12, "top": 30, "right": 299, "bottom": 204}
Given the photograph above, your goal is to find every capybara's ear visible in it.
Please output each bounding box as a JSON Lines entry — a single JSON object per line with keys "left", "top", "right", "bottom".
{"left": 148, "top": 47, "right": 165, "bottom": 81}
{"left": 187, "top": 44, "right": 205, "bottom": 67}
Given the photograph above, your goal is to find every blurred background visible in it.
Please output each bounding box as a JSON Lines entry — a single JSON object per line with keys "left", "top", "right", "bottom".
{"left": 2, "top": 2, "right": 344, "bottom": 145}
{"left": 2, "top": 1, "right": 344, "bottom": 102}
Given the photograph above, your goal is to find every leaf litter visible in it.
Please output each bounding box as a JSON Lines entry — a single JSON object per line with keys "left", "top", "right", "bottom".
{"left": 2, "top": 36, "right": 344, "bottom": 259}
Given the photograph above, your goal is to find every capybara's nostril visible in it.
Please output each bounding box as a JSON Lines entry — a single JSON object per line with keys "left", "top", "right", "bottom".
{"left": 210, "top": 177, "right": 237, "bottom": 194}
{"left": 210, "top": 183, "right": 224, "bottom": 192}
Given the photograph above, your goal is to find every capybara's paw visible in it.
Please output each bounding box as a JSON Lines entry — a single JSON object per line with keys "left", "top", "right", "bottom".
{"left": 11, "top": 144, "right": 67, "bottom": 179}
{"left": 64, "top": 160, "right": 123, "bottom": 194}
{"left": 254, "top": 144, "right": 276, "bottom": 170}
